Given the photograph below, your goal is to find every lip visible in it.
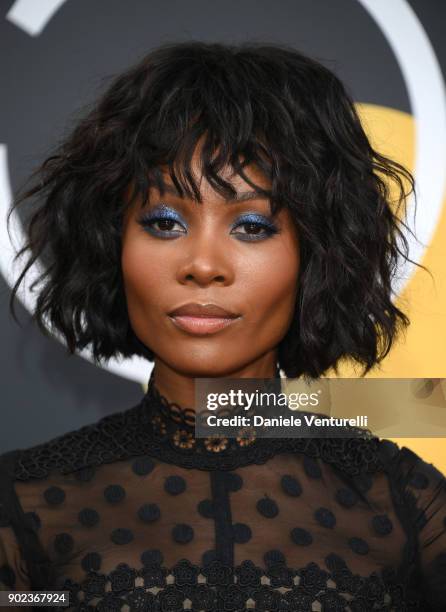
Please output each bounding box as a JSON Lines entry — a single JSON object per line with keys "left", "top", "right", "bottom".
{"left": 167, "top": 302, "right": 241, "bottom": 336}
{"left": 168, "top": 302, "right": 240, "bottom": 318}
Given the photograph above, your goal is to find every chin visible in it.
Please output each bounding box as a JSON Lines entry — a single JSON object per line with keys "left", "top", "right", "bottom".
{"left": 163, "top": 357, "right": 244, "bottom": 379}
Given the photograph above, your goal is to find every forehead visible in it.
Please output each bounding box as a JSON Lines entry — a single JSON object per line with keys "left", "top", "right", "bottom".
{"left": 151, "top": 162, "right": 271, "bottom": 201}
{"left": 152, "top": 134, "right": 271, "bottom": 199}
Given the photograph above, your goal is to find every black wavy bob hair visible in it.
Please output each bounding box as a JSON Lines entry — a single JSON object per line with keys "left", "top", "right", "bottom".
{"left": 8, "top": 41, "right": 422, "bottom": 380}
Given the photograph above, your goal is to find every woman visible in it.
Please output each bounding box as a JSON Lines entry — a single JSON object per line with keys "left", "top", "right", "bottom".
{"left": 0, "top": 41, "right": 445, "bottom": 611}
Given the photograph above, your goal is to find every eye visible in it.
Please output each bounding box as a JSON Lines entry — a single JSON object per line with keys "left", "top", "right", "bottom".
{"left": 231, "top": 215, "right": 280, "bottom": 241}
{"left": 137, "top": 211, "right": 186, "bottom": 238}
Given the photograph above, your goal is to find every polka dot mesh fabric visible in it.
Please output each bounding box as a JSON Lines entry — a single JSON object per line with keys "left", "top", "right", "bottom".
{"left": 0, "top": 376, "right": 445, "bottom": 610}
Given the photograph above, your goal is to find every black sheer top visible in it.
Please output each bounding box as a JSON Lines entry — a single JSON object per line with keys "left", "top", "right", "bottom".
{"left": 0, "top": 372, "right": 445, "bottom": 611}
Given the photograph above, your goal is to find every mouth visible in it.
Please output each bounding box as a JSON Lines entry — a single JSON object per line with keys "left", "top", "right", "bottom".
{"left": 167, "top": 302, "right": 241, "bottom": 335}
{"left": 167, "top": 315, "right": 241, "bottom": 336}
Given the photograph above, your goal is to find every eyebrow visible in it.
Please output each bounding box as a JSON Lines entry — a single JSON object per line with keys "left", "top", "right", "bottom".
{"left": 156, "top": 183, "right": 269, "bottom": 203}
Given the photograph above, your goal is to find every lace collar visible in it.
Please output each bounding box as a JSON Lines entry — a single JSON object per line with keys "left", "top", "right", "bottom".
{"left": 140, "top": 369, "right": 281, "bottom": 455}
{"left": 11, "top": 369, "right": 387, "bottom": 479}
{"left": 133, "top": 370, "right": 385, "bottom": 474}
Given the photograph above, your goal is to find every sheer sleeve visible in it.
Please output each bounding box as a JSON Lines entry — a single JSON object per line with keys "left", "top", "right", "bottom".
{"left": 393, "top": 445, "right": 446, "bottom": 611}
{"left": 0, "top": 529, "right": 32, "bottom": 612}
{"left": 0, "top": 454, "right": 33, "bottom": 612}
{"left": 0, "top": 526, "right": 18, "bottom": 589}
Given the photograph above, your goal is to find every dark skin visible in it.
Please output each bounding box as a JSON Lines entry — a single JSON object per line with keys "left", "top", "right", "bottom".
{"left": 121, "top": 148, "right": 300, "bottom": 410}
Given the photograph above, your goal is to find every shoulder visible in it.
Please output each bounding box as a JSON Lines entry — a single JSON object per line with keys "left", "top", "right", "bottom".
{"left": 303, "top": 434, "right": 444, "bottom": 486}
{"left": 369, "top": 437, "right": 446, "bottom": 501}
{"left": 0, "top": 401, "right": 144, "bottom": 482}
{"left": 375, "top": 438, "right": 446, "bottom": 488}
{"left": 382, "top": 443, "right": 446, "bottom": 609}
{"left": 348, "top": 433, "right": 446, "bottom": 484}
{"left": 373, "top": 439, "right": 446, "bottom": 536}
{"left": 305, "top": 431, "right": 397, "bottom": 476}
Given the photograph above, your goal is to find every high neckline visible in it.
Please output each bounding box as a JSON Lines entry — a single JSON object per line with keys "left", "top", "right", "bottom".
{"left": 135, "top": 369, "right": 384, "bottom": 473}
{"left": 144, "top": 365, "right": 282, "bottom": 426}
{"left": 141, "top": 370, "right": 279, "bottom": 455}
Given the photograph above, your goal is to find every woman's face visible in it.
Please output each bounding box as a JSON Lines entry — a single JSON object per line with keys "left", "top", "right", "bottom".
{"left": 121, "top": 152, "right": 300, "bottom": 379}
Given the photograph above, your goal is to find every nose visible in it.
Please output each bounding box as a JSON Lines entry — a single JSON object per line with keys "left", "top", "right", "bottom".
{"left": 175, "top": 231, "right": 234, "bottom": 287}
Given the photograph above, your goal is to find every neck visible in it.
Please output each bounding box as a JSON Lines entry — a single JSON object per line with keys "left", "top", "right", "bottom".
{"left": 149, "top": 353, "right": 280, "bottom": 411}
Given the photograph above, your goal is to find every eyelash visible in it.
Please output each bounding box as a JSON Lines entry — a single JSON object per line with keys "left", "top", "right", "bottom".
{"left": 136, "top": 210, "right": 280, "bottom": 241}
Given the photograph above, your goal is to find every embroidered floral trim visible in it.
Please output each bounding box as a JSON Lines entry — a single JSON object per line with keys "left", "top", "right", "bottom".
{"left": 11, "top": 396, "right": 386, "bottom": 480}
{"left": 203, "top": 435, "right": 229, "bottom": 453}
{"left": 236, "top": 427, "right": 257, "bottom": 447}
{"left": 56, "top": 557, "right": 422, "bottom": 611}
{"left": 145, "top": 378, "right": 259, "bottom": 455}
{"left": 150, "top": 414, "right": 167, "bottom": 435}
{"left": 172, "top": 429, "right": 196, "bottom": 450}
{"left": 141, "top": 372, "right": 378, "bottom": 459}
{"left": 11, "top": 399, "right": 385, "bottom": 480}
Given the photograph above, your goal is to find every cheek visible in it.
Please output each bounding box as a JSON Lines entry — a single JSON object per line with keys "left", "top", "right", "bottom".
{"left": 121, "top": 232, "right": 162, "bottom": 312}
{"left": 239, "top": 240, "right": 299, "bottom": 335}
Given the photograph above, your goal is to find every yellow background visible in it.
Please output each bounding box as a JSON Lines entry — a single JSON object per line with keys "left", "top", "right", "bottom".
{"left": 343, "top": 104, "right": 446, "bottom": 474}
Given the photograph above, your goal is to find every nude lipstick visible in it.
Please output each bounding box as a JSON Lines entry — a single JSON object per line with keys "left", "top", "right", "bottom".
{"left": 168, "top": 303, "right": 241, "bottom": 336}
